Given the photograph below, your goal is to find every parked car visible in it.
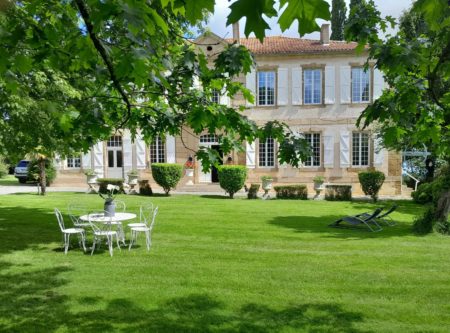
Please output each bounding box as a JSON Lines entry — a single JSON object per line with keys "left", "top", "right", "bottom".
{"left": 14, "top": 160, "right": 30, "bottom": 183}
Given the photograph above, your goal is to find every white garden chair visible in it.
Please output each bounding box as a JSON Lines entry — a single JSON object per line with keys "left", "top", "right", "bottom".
{"left": 115, "top": 200, "right": 126, "bottom": 212}
{"left": 129, "top": 206, "right": 158, "bottom": 251}
{"left": 88, "top": 211, "right": 121, "bottom": 257}
{"left": 127, "top": 203, "right": 154, "bottom": 229}
{"left": 67, "top": 203, "right": 90, "bottom": 229}
{"left": 54, "top": 208, "right": 86, "bottom": 255}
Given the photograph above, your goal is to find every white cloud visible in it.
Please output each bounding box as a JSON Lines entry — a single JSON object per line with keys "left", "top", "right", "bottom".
{"left": 207, "top": 0, "right": 414, "bottom": 39}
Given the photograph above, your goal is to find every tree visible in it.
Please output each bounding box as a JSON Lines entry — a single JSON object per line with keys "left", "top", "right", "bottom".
{"left": 330, "top": 0, "right": 346, "bottom": 40}
{"left": 345, "top": 0, "right": 450, "bottom": 225}
{"left": 0, "top": 0, "right": 331, "bottom": 191}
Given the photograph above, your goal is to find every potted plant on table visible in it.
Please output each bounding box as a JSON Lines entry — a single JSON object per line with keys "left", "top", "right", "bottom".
{"left": 99, "top": 184, "right": 120, "bottom": 217}
{"left": 313, "top": 175, "right": 325, "bottom": 199}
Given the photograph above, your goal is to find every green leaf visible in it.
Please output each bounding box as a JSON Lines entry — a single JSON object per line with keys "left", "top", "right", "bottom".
{"left": 278, "top": 0, "right": 330, "bottom": 36}
{"left": 185, "top": 0, "right": 215, "bottom": 25}
{"left": 14, "top": 55, "right": 33, "bottom": 73}
{"left": 227, "top": 0, "right": 277, "bottom": 42}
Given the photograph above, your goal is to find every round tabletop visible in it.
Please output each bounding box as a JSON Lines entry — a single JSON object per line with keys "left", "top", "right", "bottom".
{"left": 79, "top": 212, "right": 137, "bottom": 222}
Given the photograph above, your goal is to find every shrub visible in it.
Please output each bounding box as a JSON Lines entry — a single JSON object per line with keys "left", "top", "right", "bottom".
{"left": 217, "top": 165, "right": 247, "bottom": 199}
{"left": 27, "top": 159, "right": 57, "bottom": 186}
{"left": 274, "top": 185, "right": 308, "bottom": 199}
{"left": 358, "top": 171, "right": 385, "bottom": 202}
{"left": 411, "top": 182, "right": 433, "bottom": 204}
{"left": 151, "top": 163, "right": 183, "bottom": 195}
{"left": 97, "top": 178, "right": 125, "bottom": 194}
{"left": 138, "top": 179, "right": 153, "bottom": 196}
{"left": 412, "top": 207, "right": 435, "bottom": 234}
{"left": 0, "top": 157, "right": 8, "bottom": 178}
{"left": 247, "top": 183, "right": 260, "bottom": 199}
{"left": 325, "top": 185, "right": 352, "bottom": 201}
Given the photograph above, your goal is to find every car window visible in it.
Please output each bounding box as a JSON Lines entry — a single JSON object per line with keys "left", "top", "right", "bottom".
{"left": 17, "top": 161, "right": 29, "bottom": 167}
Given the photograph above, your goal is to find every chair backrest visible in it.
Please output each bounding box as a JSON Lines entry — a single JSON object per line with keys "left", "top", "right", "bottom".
{"left": 115, "top": 200, "right": 126, "bottom": 213}
{"left": 139, "top": 203, "right": 154, "bottom": 224}
{"left": 54, "top": 208, "right": 65, "bottom": 232}
{"left": 68, "top": 203, "right": 88, "bottom": 227}
{"left": 149, "top": 206, "right": 159, "bottom": 231}
{"left": 88, "top": 211, "right": 112, "bottom": 233}
{"left": 379, "top": 205, "right": 397, "bottom": 218}
{"left": 364, "top": 208, "right": 383, "bottom": 221}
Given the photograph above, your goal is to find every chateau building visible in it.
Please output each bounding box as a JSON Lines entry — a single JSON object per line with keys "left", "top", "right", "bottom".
{"left": 56, "top": 24, "right": 403, "bottom": 196}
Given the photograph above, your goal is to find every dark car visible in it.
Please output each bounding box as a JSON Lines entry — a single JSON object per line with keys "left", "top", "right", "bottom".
{"left": 14, "top": 160, "right": 30, "bottom": 183}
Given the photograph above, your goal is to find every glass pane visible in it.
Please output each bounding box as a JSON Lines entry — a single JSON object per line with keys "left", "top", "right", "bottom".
{"left": 108, "top": 150, "right": 114, "bottom": 167}
{"left": 116, "top": 150, "right": 123, "bottom": 168}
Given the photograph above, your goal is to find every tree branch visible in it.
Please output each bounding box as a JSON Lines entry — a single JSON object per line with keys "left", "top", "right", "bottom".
{"left": 74, "top": 0, "right": 131, "bottom": 127}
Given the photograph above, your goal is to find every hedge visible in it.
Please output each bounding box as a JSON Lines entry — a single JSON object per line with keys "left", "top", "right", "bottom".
{"left": 274, "top": 185, "right": 308, "bottom": 199}
{"left": 217, "top": 165, "right": 247, "bottom": 199}
{"left": 358, "top": 171, "right": 385, "bottom": 202}
{"left": 325, "top": 185, "right": 352, "bottom": 201}
{"left": 247, "top": 183, "right": 260, "bottom": 199}
{"left": 97, "top": 178, "right": 125, "bottom": 194}
{"left": 151, "top": 163, "right": 183, "bottom": 195}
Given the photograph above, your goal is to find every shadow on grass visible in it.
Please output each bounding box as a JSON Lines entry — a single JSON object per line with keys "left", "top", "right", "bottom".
{"left": 0, "top": 262, "right": 371, "bottom": 333}
{"left": 200, "top": 195, "right": 230, "bottom": 200}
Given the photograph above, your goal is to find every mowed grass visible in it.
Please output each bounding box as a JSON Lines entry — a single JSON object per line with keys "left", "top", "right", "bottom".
{"left": 0, "top": 193, "right": 449, "bottom": 332}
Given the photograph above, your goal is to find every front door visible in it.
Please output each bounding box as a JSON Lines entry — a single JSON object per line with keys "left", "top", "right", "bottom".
{"left": 211, "top": 145, "right": 223, "bottom": 183}
{"left": 198, "top": 134, "right": 222, "bottom": 183}
{"left": 107, "top": 135, "right": 123, "bottom": 178}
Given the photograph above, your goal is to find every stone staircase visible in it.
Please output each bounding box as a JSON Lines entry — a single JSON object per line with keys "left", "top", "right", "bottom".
{"left": 401, "top": 185, "right": 414, "bottom": 198}
{"left": 52, "top": 173, "right": 86, "bottom": 188}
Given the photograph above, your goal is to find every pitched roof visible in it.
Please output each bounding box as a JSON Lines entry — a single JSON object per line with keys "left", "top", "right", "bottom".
{"left": 225, "top": 36, "right": 360, "bottom": 55}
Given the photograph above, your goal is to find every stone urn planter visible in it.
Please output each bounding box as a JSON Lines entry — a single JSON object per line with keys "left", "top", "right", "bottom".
{"left": 84, "top": 170, "right": 98, "bottom": 193}
{"left": 184, "top": 158, "right": 195, "bottom": 186}
{"left": 261, "top": 176, "right": 273, "bottom": 199}
{"left": 127, "top": 170, "right": 139, "bottom": 194}
{"left": 313, "top": 176, "right": 325, "bottom": 199}
{"left": 185, "top": 168, "right": 194, "bottom": 177}
{"left": 128, "top": 174, "right": 139, "bottom": 186}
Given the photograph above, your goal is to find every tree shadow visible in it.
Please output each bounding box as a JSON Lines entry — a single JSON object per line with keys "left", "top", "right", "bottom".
{"left": 200, "top": 195, "right": 230, "bottom": 200}
{"left": 0, "top": 261, "right": 371, "bottom": 333}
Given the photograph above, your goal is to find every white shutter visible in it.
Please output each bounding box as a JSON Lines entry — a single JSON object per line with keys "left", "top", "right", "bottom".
{"left": 246, "top": 141, "right": 256, "bottom": 168}
{"left": 339, "top": 130, "right": 350, "bottom": 168}
{"left": 323, "top": 132, "right": 334, "bottom": 168}
{"left": 373, "top": 68, "right": 384, "bottom": 100}
{"left": 246, "top": 68, "right": 256, "bottom": 106}
{"left": 325, "top": 65, "right": 335, "bottom": 104}
{"left": 166, "top": 135, "right": 176, "bottom": 163}
{"left": 373, "top": 136, "right": 385, "bottom": 167}
{"left": 219, "top": 93, "right": 229, "bottom": 106}
{"left": 135, "top": 135, "right": 146, "bottom": 169}
{"left": 193, "top": 75, "right": 200, "bottom": 89}
{"left": 82, "top": 150, "right": 91, "bottom": 169}
{"left": 277, "top": 67, "right": 288, "bottom": 105}
{"left": 340, "top": 65, "right": 351, "bottom": 104}
{"left": 123, "top": 136, "right": 132, "bottom": 175}
{"left": 292, "top": 67, "right": 302, "bottom": 105}
{"left": 93, "top": 142, "right": 104, "bottom": 177}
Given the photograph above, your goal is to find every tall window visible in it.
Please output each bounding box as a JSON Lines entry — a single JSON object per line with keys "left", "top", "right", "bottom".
{"left": 257, "top": 71, "right": 275, "bottom": 106}
{"left": 304, "top": 69, "right": 322, "bottom": 104}
{"left": 211, "top": 89, "right": 220, "bottom": 104}
{"left": 67, "top": 155, "right": 81, "bottom": 168}
{"left": 352, "top": 132, "right": 369, "bottom": 166}
{"left": 352, "top": 67, "right": 370, "bottom": 103}
{"left": 304, "top": 133, "right": 321, "bottom": 166}
{"left": 259, "top": 137, "right": 275, "bottom": 167}
{"left": 150, "top": 137, "right": 165, "bottom": 163}
{"left": 107, "top": 135, "right": 122, "bottom": 147}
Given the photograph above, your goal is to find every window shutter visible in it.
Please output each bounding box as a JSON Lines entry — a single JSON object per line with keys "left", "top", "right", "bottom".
{"left": 373, "top": 68, "right": 384, "bottom": 100}
{"left": 373, "top": 136, "right": 385, "bottom": 167}
{"left": 135, "top": 135, "right": 146, "bottom": 169}
{"left": 340, "top": 66, "right": 351, "bottom": 104}
{"left": 291, "top": 67, "right": 302, "bottom": 105}
{"left": 166, "top": 135, "right": 176, "bottom": 163}
{"left": 82, "top": 151, "right": 91, "bottom": 169}
{"left": 246, "top": 141, "right": 256, "bottom": 168}
{"left": 323, "top": 132, "right": 334, "bottom": 168}
{"left": 93, "top": 142, "right": 104, "bottom": 177}
{"left": 219, "top": 93, "right": 229, "bottom": 106}
{"left": 339, "top": 130, "right": 350, "bottom": 168}
{"left": 123, "top": 136, "right": 132, "bottom": 174}
{"left": 246, "top": 68, "right": 256, "bottom": 106}
{"left": 324, "top": 65, "right": 335, "bottom": 104}
{"left": 277, "top": 67, "right": 288, "bottom": 105}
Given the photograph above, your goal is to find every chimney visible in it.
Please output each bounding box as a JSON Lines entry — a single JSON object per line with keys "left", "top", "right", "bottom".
{"left": 232, "top": 21, "right": 240, "bottom": 44}
{"left": 320, "top": 24, "right": 330, "bottom": 45}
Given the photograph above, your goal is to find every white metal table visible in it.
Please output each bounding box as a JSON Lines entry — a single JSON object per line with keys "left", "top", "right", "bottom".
{"left": 80, "top": 212, "right": 137, "bottom": 244}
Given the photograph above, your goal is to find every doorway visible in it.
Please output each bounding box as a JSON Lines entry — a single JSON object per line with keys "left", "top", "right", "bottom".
{"left": 199, "top": 134, "right": 223, "bottom": 183}
{"left": 211, "top": 145, "right": 223, "bottom": 183}
{"left": 107, "top": 135, "right": 123, "bottom": 178}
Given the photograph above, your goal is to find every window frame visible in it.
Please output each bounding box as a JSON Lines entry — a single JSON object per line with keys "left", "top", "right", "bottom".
{"left": 303, "top": 133, "right": 321, "bottom": 167}
{"left": 303, "top": 68, "right": 323, "bottom": 105}
{"left": 66, "top": 155, "right": 81, "bottom": 169}
{"left": 351, "top": 132, "right": 370, "bottom": 167}
{"left": 258, "top": 137, "right": 276, "bottom": 168}
{"left": 149, "top": 136, "right": 166, "bottom": 164}
{"left": 257, "top": 71, "right": 276, "bottom": 106}
{"left": 351, "top": 67, "right": 371, "bottom": 103}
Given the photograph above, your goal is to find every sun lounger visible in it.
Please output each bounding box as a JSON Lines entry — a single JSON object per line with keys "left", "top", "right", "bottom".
{"left": 329, "top": 208, "right": 383, "bottom": 232}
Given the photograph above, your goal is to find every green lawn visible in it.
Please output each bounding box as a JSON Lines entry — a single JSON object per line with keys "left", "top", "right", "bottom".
{"left": 0, "top": 174, "right": 20, "bottom": 186}
{"left": 0, "top": 193, "right": 449, "bottom": 332}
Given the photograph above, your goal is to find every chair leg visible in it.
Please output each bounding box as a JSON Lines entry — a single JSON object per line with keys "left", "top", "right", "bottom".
{"left": 145, "top": 231, "right": 150, "bottom": 251}
{"left": 81, "top": 232, "right": 87, "bottom": 252}
{"left": 107, "top": 235, "right": 113, "bottom": 257}
{"left": 64, "top": 234, "right": 70, "bottom": 255}
{"left": 116, "top": 234, "right": 121, "bottom": 251}
{"left": 128, "top": 230, "right": 135, "bottom": 251}
{"left": 91, "top": 237, "right": 97, "bottom": 256}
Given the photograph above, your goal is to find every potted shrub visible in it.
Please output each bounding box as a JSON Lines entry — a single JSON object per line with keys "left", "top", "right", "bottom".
{"left": 127, "top": 169, "right": 139, "bottom": 185}
{"left": 184, "top": 157, "right": 195, "bottom": 177}
{"left": 84, "top": 169, "right": 98, "bottom": 184}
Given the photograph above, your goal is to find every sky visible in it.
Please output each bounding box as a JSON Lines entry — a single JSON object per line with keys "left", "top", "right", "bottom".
{"left": 207, "top": 0, "right": 414, "bottom": 39}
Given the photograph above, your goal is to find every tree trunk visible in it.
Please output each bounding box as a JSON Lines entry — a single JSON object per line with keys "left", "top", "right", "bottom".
{"left": 435, "top": 189, "right": 450, "bottom": 222}
{"left": 229, "top": 192, "right": 234, "bottom": 199}
{"left": 39, "top": 158, "right": 46, "bottom": 196}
